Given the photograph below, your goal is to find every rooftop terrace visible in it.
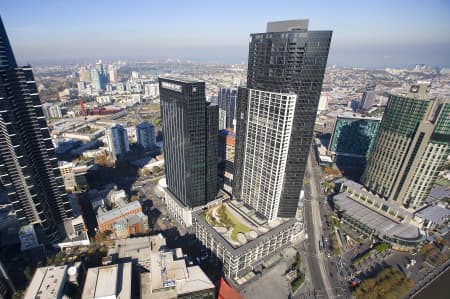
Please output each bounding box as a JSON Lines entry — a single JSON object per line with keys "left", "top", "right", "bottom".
{"left": 198, "top": 200, "right": 293, "bottom": 249}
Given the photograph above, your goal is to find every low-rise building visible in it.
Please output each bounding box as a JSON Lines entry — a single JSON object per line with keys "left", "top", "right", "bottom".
{"left": 96, "top": 95, "right": 112, "bottom": 105}
{"left": 81, "top": 262, "right": 132, "bottom": 299}
{"left": 97, "top": 201, "right": 148, "bottom": 239}
{"left": 24, "top": 266, "right": 67, "bottom": 299}
{"left": 140, "top": 248, "right": 215, "bottom": 299}
{"left": 333, "top": 178, "right": 424, "bottom": 250}
{"left": 192, "top": 200, "right": 301, "bottom": 280}
{"left": 109, "top": 235, "right": 167, "bottom": 270}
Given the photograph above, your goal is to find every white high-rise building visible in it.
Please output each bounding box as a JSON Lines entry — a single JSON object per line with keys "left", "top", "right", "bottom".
{"left": 239, "top": 89, "right": 297, "bottom": 221}
{"left": 108, "top": 65, "right": 118, "bottom": 83}
{"left": 105, "top": 124, "right": 130, "bottom": 160}
{"left": 136, "top": 122, "right": 156, "bottom": 149}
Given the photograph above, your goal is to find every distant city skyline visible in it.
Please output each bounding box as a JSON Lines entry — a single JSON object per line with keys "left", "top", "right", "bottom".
{"left": 1, "top": 0, "right": 450, "bottom": 67}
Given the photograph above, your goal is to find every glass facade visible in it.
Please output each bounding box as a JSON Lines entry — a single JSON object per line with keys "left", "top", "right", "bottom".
{"left": 234, "top": 22, "right": 332, "bottom": 218}
{"left": 0, "top": 17, "right": 72, "bottom": 241}
{"left": 218, "top": 87, "right": 238, "bottom": 129}
{"left": 159, "top": 77, "right": 218, "bottom": 207}
{"left": 329, "top": 116, "right": 380, "bottom": 158}
{"left": 362, "top": 90, "right": 450, "bottom": 210}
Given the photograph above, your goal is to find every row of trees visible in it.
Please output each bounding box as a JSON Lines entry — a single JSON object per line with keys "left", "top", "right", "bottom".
{"left": 353, "top": 267, "right": 414, "bottom": 299}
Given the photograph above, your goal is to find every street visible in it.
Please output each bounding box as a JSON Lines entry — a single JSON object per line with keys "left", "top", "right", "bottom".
{"left": 295, "top": 149, "right": 349, "bottom": 298}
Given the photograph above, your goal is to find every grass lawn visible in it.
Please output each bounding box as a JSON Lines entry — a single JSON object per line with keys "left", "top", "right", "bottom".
{"left": 435, "top": 177, "right": 450, "bottom": 187}
{"left": 224, "top": 209, "right": 251, "bottom": 242}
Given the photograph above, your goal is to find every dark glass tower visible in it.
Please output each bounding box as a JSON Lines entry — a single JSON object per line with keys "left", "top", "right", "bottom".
{"left": 159, "top": 77, "right": 218, "bottom": 207}
{"left": 0, "top": 17, "right": 72, "bottom": 241}
{"left": 234, "top": 20, "right": 332, "bottom": 218}
{"left": 218, "top": 87, "right": 238, "bottom": 129}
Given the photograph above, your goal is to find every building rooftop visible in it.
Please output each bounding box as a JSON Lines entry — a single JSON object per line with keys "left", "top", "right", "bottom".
{"left": 159, "top": 75, "right": 202, "bottom": 84}
{"left": 24, "top": 266, "right": 67, "bottom": 299}
{"left": 97, "top": 200, "right": 141, "bottom": 224}
{"left": 109, "top": 235, "right": 167, "bottom": 264}
{"left": 194, "top": 201, "right": 297, "bottom": 255}
{"left": 142, "top": 248, "right": 214, "bottom": 298}
{"left": 338, "top": 178, "right": 414, "bottom": 218}
{"left": 415, "top": 205, "right": 450, "bottom": 223}
{"left": 427, "top": 185, "right": 450, "bottom": 201}
{"left": 337, "top": 112, "right": 381, "bottom": 121}
{"left": 334, "top": 193, "right": 422, "bottom": 241}
{"left": 266, "top": 19, "right": 309, "bottom": 32}
{"left": 81, "top": 262, "right": 132, "bottom": 299}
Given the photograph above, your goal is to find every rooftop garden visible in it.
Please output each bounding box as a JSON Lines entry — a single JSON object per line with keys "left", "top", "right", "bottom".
{"left": 202, "top": 204, "right": 251, "bottom": 242}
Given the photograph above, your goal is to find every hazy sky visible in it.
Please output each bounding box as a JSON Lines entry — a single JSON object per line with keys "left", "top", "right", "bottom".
{"left": 1, "top": 0, "right": 450, "bottom": 67}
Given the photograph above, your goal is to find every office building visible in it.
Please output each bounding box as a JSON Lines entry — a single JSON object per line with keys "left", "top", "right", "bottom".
{"left": 0, "top": 17, "right": 72, "bottom": 241}
{"left": 328, "top": 113, "right": 381, "bottom": 179}
{"left": 159, "top": 77, "right": 218, "bottom": 208}
{"left": 90, "top": 61, "right": 108, "bottom": 91}
{"left": 218, "top": 129, "right": 235, "bottom": 194}
{"left": 362, "top": 82, "right": 450, "bottom": 211}
{"left": 360, "top": 84, "right": 376, "bottom": 110}
{"left": 140, "top": 248, "right": 215, "bottom": 299}
{"left": 195, "top": 19, "right": 331, "bottom": 280}
{"left": 95, "top": 60, "right": 108, "bottom": 88}
{"left": 218, "top": 87, "right": 238, "bottom": 129}
{"left": 81, "top": 262, "right": 132, "bottom": 299}
{"left": 234, "top": 19, "right": 332, "bottom": 219}
{"left": 136, "top": 122, "right": 156, "bottom": 149}
{"left": 90, "top": 69, "right": 101, "bottom": 91}
{"left": 105, "top": 124, "right": 130, "bottom": 160}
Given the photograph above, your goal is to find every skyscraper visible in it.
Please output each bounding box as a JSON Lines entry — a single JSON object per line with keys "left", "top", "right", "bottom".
{"left": 90, "top": 60, "right": 108, "bottom": 91}
{"left": 362, "top": 82, "right": 450, "bottom": 210}
{"left": 192, "top": 20, "right": 332, "bottom": 279}
{"left": 0, "top": 17, "right": 72, "bottom": 241}
{"left": 234, "top": 19, "right": 332, "bottom": 219}
{"left": 360, "top": 84, "right": 376, "bottom": 110}
{"left": 105, "top": 124, "right": 130, "bottom": 160}
{"left": 136, "top": 122, "right": 155, "bottom": 149}
{"left": 159, "top": 77, "right": 218, "bottom": 207}
{"left": 217, "top": 87, "right": 238, "bottom": 130}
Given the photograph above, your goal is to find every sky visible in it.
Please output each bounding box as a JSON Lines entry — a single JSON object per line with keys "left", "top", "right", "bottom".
{"left": 1, "top": 0, "right": 450, "bottom": 67}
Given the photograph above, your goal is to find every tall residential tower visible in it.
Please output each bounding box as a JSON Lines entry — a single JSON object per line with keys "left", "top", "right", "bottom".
{"left": 193, "top": 20, "right": 332, "bottom": 279}
{"left": 234, "top": 19, "right": 332, "bottom": 220}
{"left": 0, "top": 17, "right": 72, "bottom": 241}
